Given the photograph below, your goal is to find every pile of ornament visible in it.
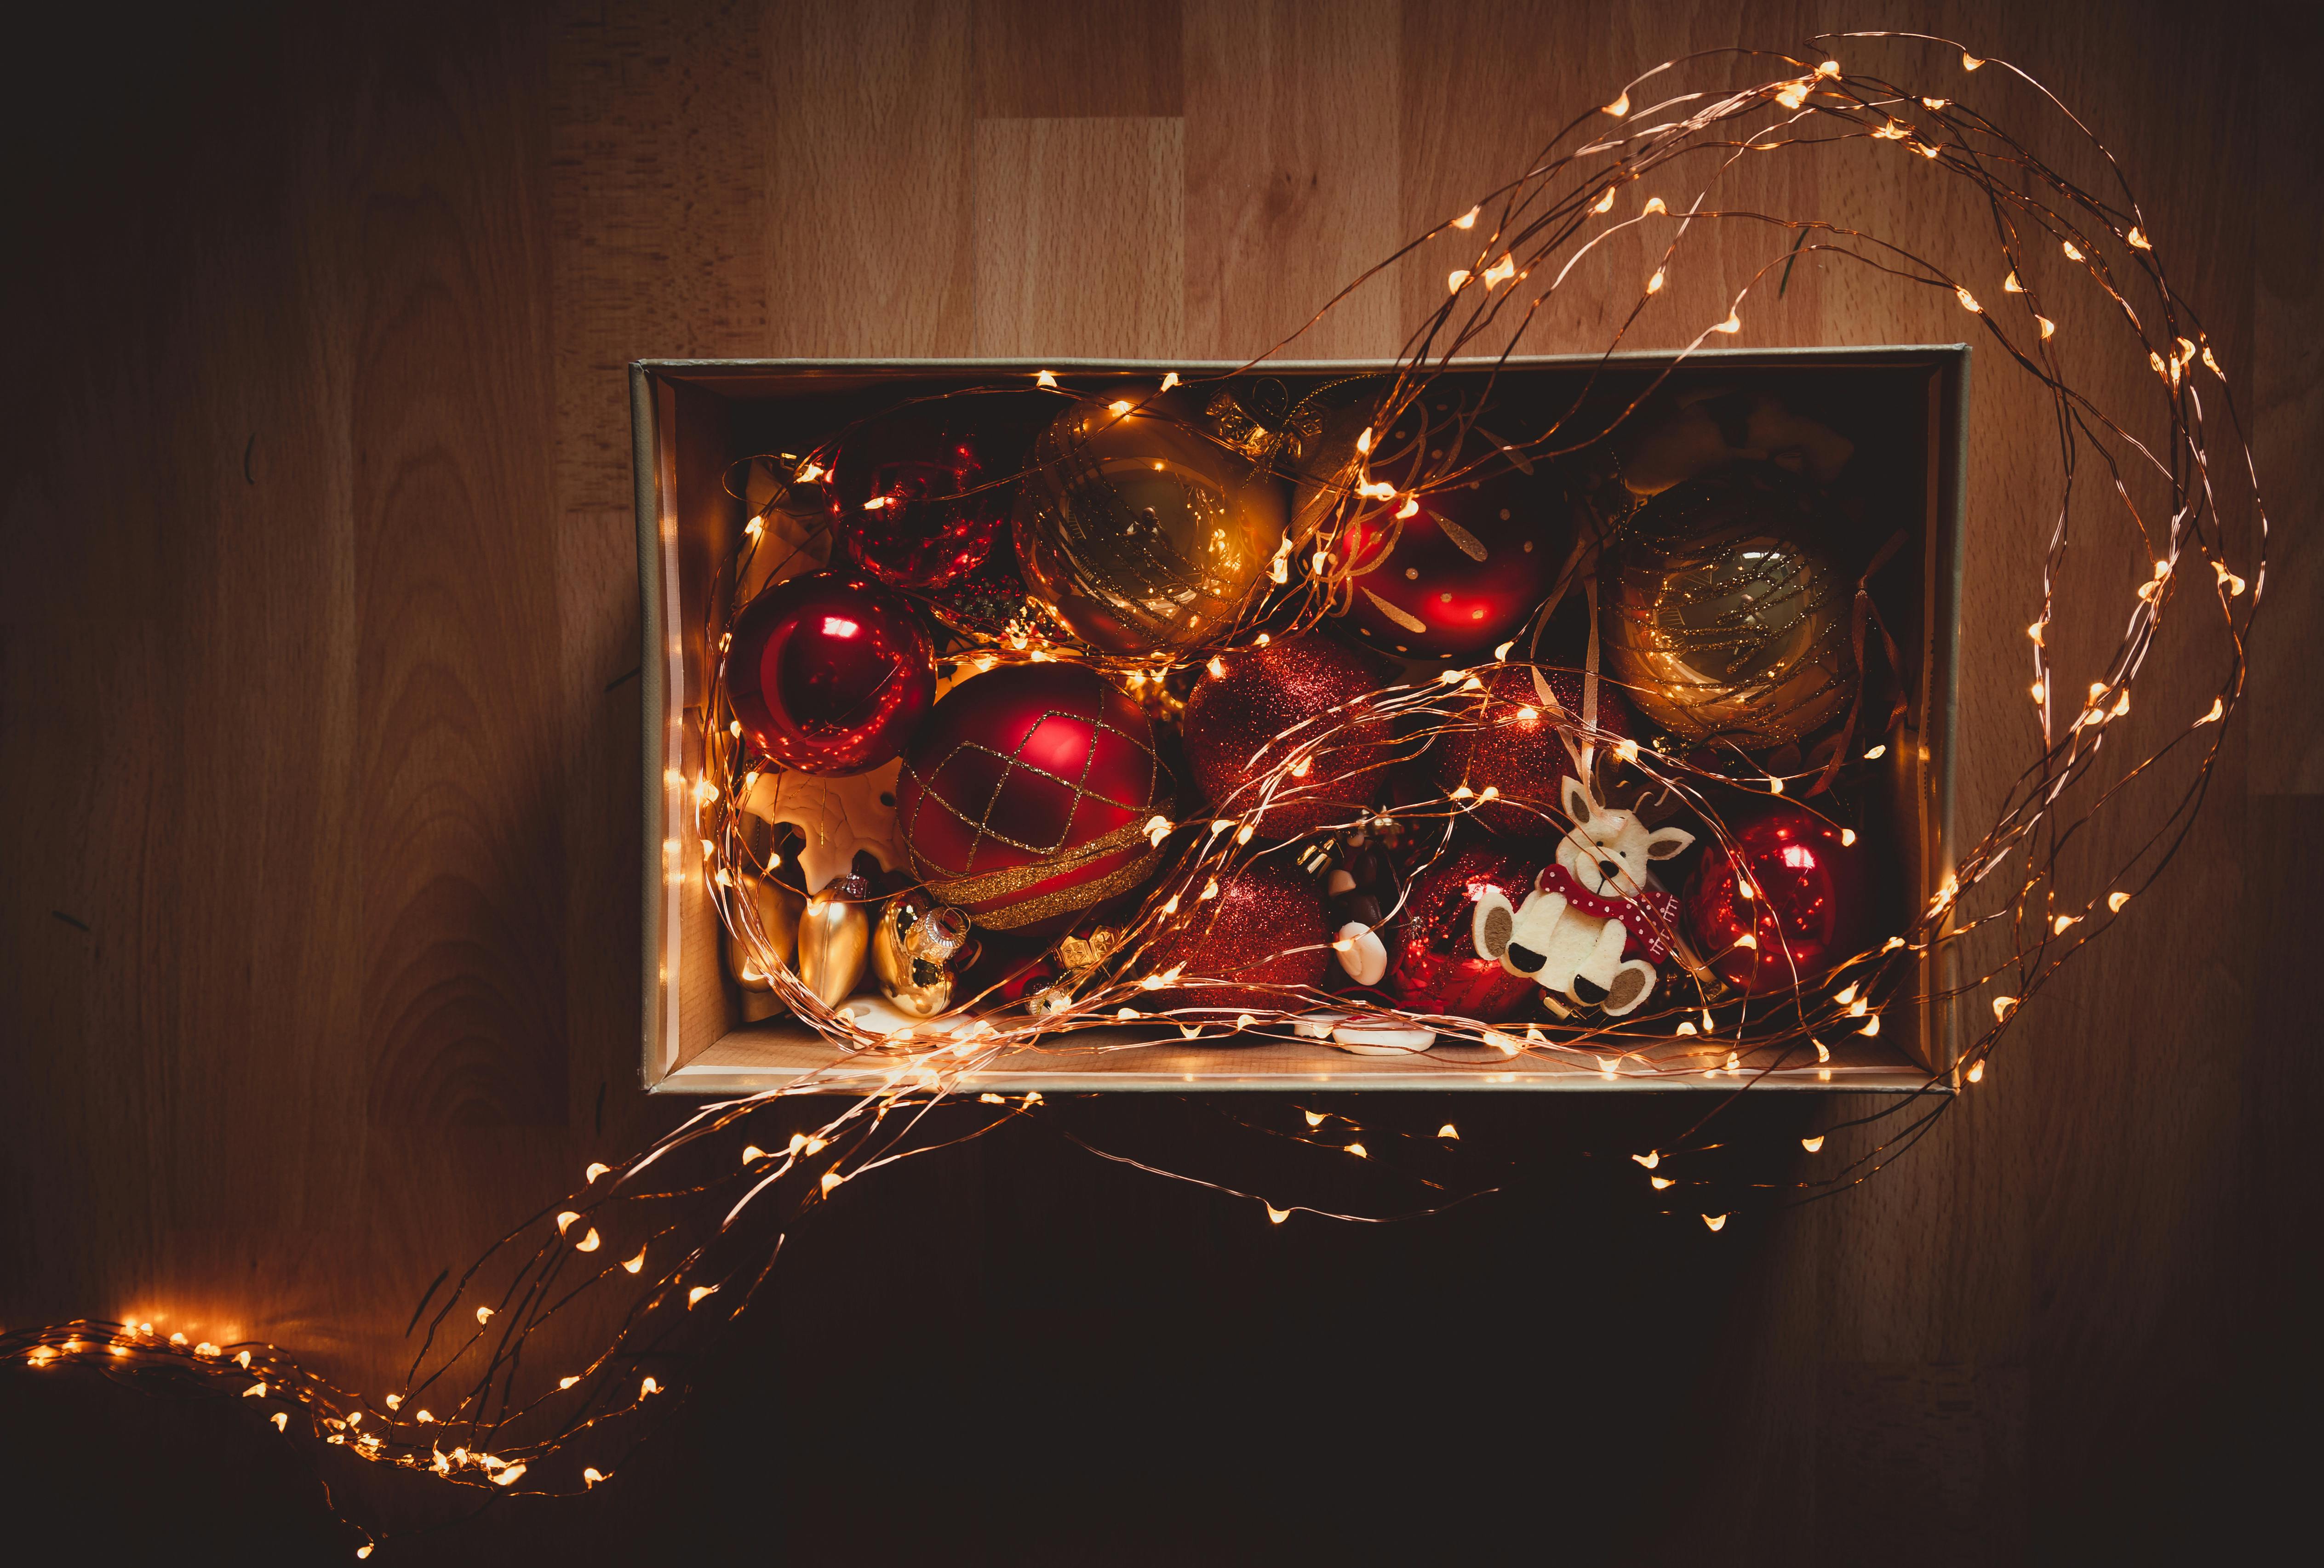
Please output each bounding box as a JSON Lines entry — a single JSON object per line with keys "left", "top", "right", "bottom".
{"left": 710, "top": 375, "right": 1902, "bottom": 1059}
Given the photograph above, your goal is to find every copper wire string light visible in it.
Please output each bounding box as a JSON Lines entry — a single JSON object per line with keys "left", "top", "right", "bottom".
{"left": 2, "top": 36, "right": 2263, "bottom": 1556}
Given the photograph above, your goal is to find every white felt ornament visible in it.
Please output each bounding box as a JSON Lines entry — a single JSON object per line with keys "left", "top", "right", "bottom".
{"left": 740, "top": 764, "right": 906, "bottom": 894}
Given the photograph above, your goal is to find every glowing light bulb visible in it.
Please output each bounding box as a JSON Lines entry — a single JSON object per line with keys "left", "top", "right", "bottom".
{"left": 1345, "top": 1143, "right": 1368, "bottom": 1159}
{"left": 1603, "top": 90, "right": 1630, "bottom": 116}
{"left": 575, "top": 1228, "right": 601, "bottom": 1252}
{"left": 1702, "top": 1214, "right": 1728, "bottom": 1232}
{"left": 1967, "top": 1059, "right": 1986, "bottom": 1083}
{"left": 688, "top": 1286, "right": 717, "bottom": 1309}
{"left": 1647, "top": 269, "right": 1665, "bottom": 294}
{"left": 1633, "top": 1151, "right": 1660, "bottom": 1169}
{"left": 2109, "top": 891, "right": 2131, "bottom": 912}
{"left": 1447, "top": 268, "right": 1471, "bottom": 294}
{"left": 1453, "top": 205, "right": 1480, "bottom": 229}
{"left": 1651, "top": 1175, "right": 1674, "bottom": 1190}
{"left": 1802, "top": 1135, "right": 1825, "bottom": 1152}
{"left": 1714, "top": 309, "right": 1742, "bottom": 334}
{"left": 1036, "top": 370, "right": 1058, "bottom": 388}
{"left": 1266, "top": 1205, "right": 1291, "bottom": 1224}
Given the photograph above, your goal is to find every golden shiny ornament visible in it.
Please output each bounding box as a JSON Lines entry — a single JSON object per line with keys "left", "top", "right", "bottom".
{"left": 1203, "top": 377, "right": 1322, "bottom": 466}
{"left": 1604, "top": 465, "right": 1856, "bottom": 751}
{"left": 796, "top": 872, "right": 872, "bottom": 1008}
{"left": 1012, "top": 395, "right": 1287, "bottom": 655}
{"left": 724, "top": 871, "right": 805, "bottom": 990}
{"left": 870, "top": 892, "right": 974, "bottom": 1018}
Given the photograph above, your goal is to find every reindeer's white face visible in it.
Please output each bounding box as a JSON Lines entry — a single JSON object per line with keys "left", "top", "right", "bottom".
{"left": 1556, "top": 787, "right": 1663, "bottom": 898}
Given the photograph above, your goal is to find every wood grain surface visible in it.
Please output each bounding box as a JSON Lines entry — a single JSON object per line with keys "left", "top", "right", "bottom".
{"left": 2, "top": 2, "right": 2316, "bottom": 1562}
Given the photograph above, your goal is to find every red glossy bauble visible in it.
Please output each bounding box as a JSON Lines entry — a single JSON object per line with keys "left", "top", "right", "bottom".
{"left": 1430, "top": 666, "right": 1640, "bottom": 836}
{"left": 1683, "top": 799, "right": 1870, "bottom": 994}
{"left": 826, "top": 396, "right": 1048, "bottom": 592}
{"left": 1181, "top": 633, "right": 1393, "bottom": 840}
{"left": 1140, "top": 856, "right": 1329, "bottom": 1013}
{"left": 895, "top": 661, "right": 1169, "bottom": 931}
{"left": 1376, "top": 843, "right": 1544, "bottom": 1021}
{"left": 1296, "top": 405, "right": 1563, "bottom": 659}
{"left": 725, "top": 570, "right": 935, "bottom": 776}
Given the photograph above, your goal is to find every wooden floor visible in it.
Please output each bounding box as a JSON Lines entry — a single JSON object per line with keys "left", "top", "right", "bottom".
{"left": 3, "top": 2, "right": 2316, "bottom": 1561}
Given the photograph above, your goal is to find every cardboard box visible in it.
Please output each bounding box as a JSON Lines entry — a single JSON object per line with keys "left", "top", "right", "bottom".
{"left": 632, "top": 348, "right": 1967, "bottom": 1093}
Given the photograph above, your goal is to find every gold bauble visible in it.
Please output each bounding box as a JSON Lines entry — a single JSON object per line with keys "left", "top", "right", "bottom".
{"left": 724, "top": 871, "right": 805, "bottom": 990}
{"left": 1012, "top": 396, "right": 1286, "bottom": 655}
{"left": 796, "top": 873, "right": 872, "bottom": 1009}
{"left": 870, "top": 893, "right": 973, "bottom": 1018}
{"left": 1604, "top": 466, "right": 1857, "bottom": 751}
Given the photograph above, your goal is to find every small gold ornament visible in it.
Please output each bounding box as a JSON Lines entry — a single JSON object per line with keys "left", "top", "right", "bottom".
{"left": 796, "top": 873, "right": 872, "bottom": 1008}
{"left": 870, "top": 893, "right": 974, "bottom": 1017}
{"left": 724, "top": 872, "right": 805, "bottom": 991}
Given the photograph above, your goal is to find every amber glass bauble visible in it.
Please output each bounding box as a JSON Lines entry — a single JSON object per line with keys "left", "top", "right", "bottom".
{"left": 1292, "top": 395, "right": 1561, "bottom": 660}
{"left": 1603, "top": 465, "right": 1856, "bottom": 750}
{"left": 1430, "top": 666, "right": 1640, "bottom": 836}
{"left": 1375, "top": 843, "right": 1543, "bottom": 1022}
{"left": 826, "top": 395, "right": 1048, "bottom": 593}
{"left": 1012, "top": 397, "right": 1287, "bottom": 656}
{"left": 1682, "top": 798, "right": 1870, "bottom": 995}
{"left": 1140, "top": 857, "right": 1330, "bottom": 1014}
{"left": 726, "top": 571, "right": 935, "bottom": 776}
{"left": 1181, "top": 633, "right": 1392, "bottom": 840}
{"left": 895, "top": 661, "right": 1169, "bottom": 931}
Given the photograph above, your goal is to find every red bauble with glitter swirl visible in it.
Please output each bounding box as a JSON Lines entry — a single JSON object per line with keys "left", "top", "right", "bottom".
{"left": 1181, "top": 633, "right": 1394, "bottom": 841}
{"left": 725, "top": 570, "right": 935, "bottom": 776}
{"left": 1140, "top": 856, "right": 1329, "bottom": 1014}
{"left": 1682, "top": 798, "right": 1871, "bottom": 995}
{"left": 1374, "top": 842, "right": 1543, "bottom": 1021}
{"left": 826, "top": 395, "right": 1049, "bottom": 593}
{"left": 894, "top": 661, "right": 1169, "bottom": 932}
{"left": 1430, "top": 665, "right": 1641, "bottom": 836}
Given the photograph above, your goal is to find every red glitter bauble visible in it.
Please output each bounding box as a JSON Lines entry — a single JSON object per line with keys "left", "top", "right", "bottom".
{"left": 1181, "top": 633, "right": 1392, "bottom": 840}
{"left": 1141, "top": 857, "right": 1329, "bottom": 1013}
{"left": 726, "top": 570, "right": 935, "bottom": 776}
{"left": 826, "top": 396, "right": 1048, "bottom": 593}
{"left": 1431, "top": 666, "right": 1640, "bottom": 835}
{"left": 1376, "top": 843, "right": 1543, "bottom": 1021}
{"left": 894, "top": 662, "right": 1168, "bottom": 931}
{"left": 1682, "top": 799, "right": 1871, "bottom": 995}
{"left": 1295, "top": 408, "right": 1563, "bottom": 659}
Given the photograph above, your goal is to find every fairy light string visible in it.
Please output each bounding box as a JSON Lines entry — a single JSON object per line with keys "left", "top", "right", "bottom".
{"left": 4, "top": 34, "right": 2264, "bottom": 1557}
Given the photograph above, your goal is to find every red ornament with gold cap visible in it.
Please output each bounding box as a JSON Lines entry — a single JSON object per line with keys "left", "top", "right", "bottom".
{"left": 893, "top": 661, "right": 1170, "bottom": 933}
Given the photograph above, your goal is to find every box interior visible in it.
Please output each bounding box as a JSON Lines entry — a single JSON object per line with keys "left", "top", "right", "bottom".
{"left": 635, "top": 350, "right": 1966, "bottom": 1093}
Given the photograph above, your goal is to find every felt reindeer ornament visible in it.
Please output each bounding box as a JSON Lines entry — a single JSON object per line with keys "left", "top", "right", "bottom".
{"left": 1471, "top": 776, "right": 1692, "bottom": 1016}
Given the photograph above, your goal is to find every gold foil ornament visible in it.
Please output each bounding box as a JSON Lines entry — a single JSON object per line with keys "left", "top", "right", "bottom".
{"left": 724, "top": 872, "right": 805, "bottom": 991}
{"left": 796, "top": 873, "right": 872, "bottom": 1008}
{"left": 1604, "top": 466, "right": 1857, "bottom": 751}
{"left": 1012, "top": 395, "right": 1286, "bottom": 655}
{"left": 870, "top": 893, "right": 974, "bottom": 1017}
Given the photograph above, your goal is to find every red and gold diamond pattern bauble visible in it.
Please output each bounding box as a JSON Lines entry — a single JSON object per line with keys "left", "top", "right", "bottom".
{"left": 895, "top": 661, "right": 1169, "bottom": 932}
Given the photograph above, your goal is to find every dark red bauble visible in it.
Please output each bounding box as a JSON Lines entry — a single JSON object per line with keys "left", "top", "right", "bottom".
{"left": 1430, "top": 666, "right": 1640, "bottom": 836}
{"left": 1141, "top": 857, "right": 1329, "bottom": 1013}
{"left": 827, "top": 396, "right": 1048, "bottom": 593}
{"left": 1683, "top": 799, "right": 1870, "bottom": 995}
{"left": 894, "top": 661, "right": 1169, "bottom": 931}
{"left": 725, "top": 570, "right": 935, "bottom": 776}
{"left": 1295, "top": 408, "right": 1564, "bottom": 659}
{"left": 1376, "top": 843, "right": 1544, "bottom": 1021}
{"left": 1181, "top": 634, "right": 1393, "bottom": 840}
